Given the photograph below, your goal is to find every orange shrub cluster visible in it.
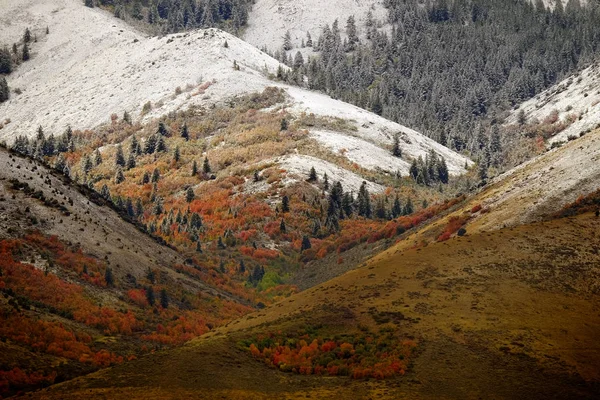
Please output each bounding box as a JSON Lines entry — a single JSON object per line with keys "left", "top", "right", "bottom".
{"left": 243, "top": 330, "right": 416, "bottom": 380}
{"left": 0, "top": 368, "right": 57, "bottom": 397}
{"left": 554, "top": 188, "right": 600, "bottom": 218}
{"left": 437, "top": 215, "right": 470, "bottom": 242}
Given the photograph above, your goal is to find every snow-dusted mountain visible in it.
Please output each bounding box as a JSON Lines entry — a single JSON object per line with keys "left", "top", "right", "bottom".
{"left": 0, "top": 0, "right": 471, "bottom": 182}
{"left": 244, "top": 0, "right": 388, "bottom": 52}
{"left": 506, "top": 61, "right": 600, "bottom": 145}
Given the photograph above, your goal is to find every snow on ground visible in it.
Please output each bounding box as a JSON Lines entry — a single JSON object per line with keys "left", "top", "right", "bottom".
{"left": 0, "top": 0, "right": 470, "bottom": 191}
{"left": 473, "top": 129, "right": 600, "bottom": 231}
{"left": 286, "top": 86, "right": 472, "bottom": 175}
{"left": 278, "top": 154, "right": 385, "bottom": 194}
{"left": 505, "top": 62, "right": 600, "bottom": 145}
{"left": 310, "top": 130, "right": 410, "bottom": 175}
{"left": 0, "top": 0, "right": 282, "bottom": 140}
{"left": 244, "top": 0, "right": 389, "bottom": 52}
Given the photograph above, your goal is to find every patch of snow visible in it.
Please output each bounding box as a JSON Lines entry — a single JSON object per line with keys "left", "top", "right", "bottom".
{"left": 244, "top": 0, "right": 389, "bottom": 53}
{"left": 286, "top": 86, "right": 472, "bottom": 174}
{"left": 0, "top": 0, "right": 470, "bottom": 185}
{"left": 278, "top": 154, "right": 385, "bottom": 194}
{"left": 506, "top": 62, "right": 600, "bottom": 145}
{"left": 310, "top": 130, "right": 410, "bottom": 175}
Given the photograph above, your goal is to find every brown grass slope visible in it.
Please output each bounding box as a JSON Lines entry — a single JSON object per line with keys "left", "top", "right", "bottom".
{"left": 28, "top": 210, "right": 600, "bottom": 399}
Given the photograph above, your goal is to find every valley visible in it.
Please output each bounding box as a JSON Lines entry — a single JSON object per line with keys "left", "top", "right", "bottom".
{"left": 0, "top": 0, "right": 599, "bottom": 398}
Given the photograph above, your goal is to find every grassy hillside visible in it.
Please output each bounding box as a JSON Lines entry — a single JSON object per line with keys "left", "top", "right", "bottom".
{"left": 26, "top": 210, "right": 600, "bottom": 399}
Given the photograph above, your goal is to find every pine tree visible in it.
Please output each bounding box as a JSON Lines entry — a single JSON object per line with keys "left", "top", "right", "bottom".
{"left": 186, "top": 187, "right": 195, "bottom": 203}
{"left": 146, "top": 286, "right": 155, "bottom": 306}
{"left": 93, "top": 149, "right": 102, "bottom": 165}
{"left": 217, "top": 236, "right": 226, "bottom": 249}
{"left": 23, "top": 28, "right": 32, "bottom": 43}
{"left": 306, "top": 32, "right": 313, "bottom": 47}
{"left": 104, "top": 267, "right": 114, "bottom": 286}
{"left": 392, "top": 195, "right": 402, "bottom": 218}
{"left": 160, "top": 289, "right": 169, "bottom": 308}
{"left": 81, "top": 155, "right": 93, "bottom": 175}
{"left": 100, "top": 184, "right": 111, "bottom": 200}
{"left": 126, "top": 152, "right": 136, "bottom": 170}
{"left": 0, "top": 77, "right": 9, "bottom": 103}
{"left": 293, "top": 51, "right": 304, "bottom": 70}
{"left": 409, "top": 159, "right": 419, "bottom": 180}
{"left": 279, "top": 218, "right": 286, "bottom": 233}
{"left": 181, "top": 123, "right": 189, "bottom": 140}
{"left": 144, "top": 134, "right": 157, "bottom": 154}
{"left": 22, "top": 43, "right": 30, "bottom": 61}
{"left": 281, "top": 195, "right": 290, "bottom": 212}
{"left": 192, "top": 160, "right": 198, "bottom": 176}
{"left": 173, "top": 145, "right": 180, "bottom": 162}
{"left": 196, "top": 241, "right": 202, "bottom": 253}
{"left": 392, "top": 134, "right": 402, "bottom": 157}
{"left": 357, "top": 181, "right": 372, "bottom": 218}
{"left": 114, "top": 166, "right": 125, "bottom": 184}
{"left": 135, "top": 198, "right": 144, "bottom": 217}
{"left": 155, "top": 136, "right": 166, "bottom": 153}
{"left": 301, "top": 235, "right": 312, "bottom": 251}
{"left": 157, "top": 121, "right": 168, "bottom": 136}
{"left": 84, "top": 0, "right": 94, "bottom": 8}
{"left": 323, "top": 173, "right": 329, "bottom": 190}
{"left": 280, "top": 118, "right": 288, "bottom": 131}
{"left": 283, "top": 31, "right": 292, "bottom": 51}
{"left": 151, "top": 168, "right": 160, "bottom": 183}
{"left": 203, "top": 156, "right": 211, "bottom": 174}
{"left": 308, "top": 166, "right": 317, "bottom": 182}
{"left": 403, "top": 198, "right": 414, "bottom": 216}
{"left": 0, "top": 47, "right": 12, "bottom": 74}
{"left": 114, "top": 144, "right": 125, "bottom": 167}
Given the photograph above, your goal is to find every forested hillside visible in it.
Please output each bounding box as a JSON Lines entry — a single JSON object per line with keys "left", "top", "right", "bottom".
{"left": 276, "top": 0, "right": 600, "bottom": 171}
{"left": 87, "top": 0, "right": 252, "bottom": 33}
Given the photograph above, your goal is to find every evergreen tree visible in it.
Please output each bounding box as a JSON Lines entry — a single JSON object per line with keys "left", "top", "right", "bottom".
{"left": 135, "top": 198, "right": 144, "bottom": 217}
{"left": 23, "top": 28, "right": 32, "bottom": 43}
{"left": 283, "top": 30, "right": 292, "bottom": 51}
{"left": 181, "top": 123, "right": 189, "bottom": 140}
{"left": 323, "top": 173, "right": 329, "bottom": 190}
{"left": 123, "top": 110, "right": 131, "bottom": 124}
{"left": 0, "top": 46, "right": 12, "bottom": 74}
{"left": 203, "top": 156, "right": 211, "bottom": 173}
{"left": 301, "top": 235, "right": 312, "bottom": 251}
{"left": 403, "top": 198, "right": 414, "bottom": 216}
{"left": 104, "top": 267, "right": 114, "bottom": 286}
{"left": 192, "top": 160, "right": 198, "bottom": 176}
{"left": 392, "top": 195, "right": 402, "bottom": 218}
{"left": 308, "top": 166, "right": 317, "bottom": 182}
{"left": 146, "top": 286, "right": 155, "bottom": 306}
{"left": 151, "top": 168, "right": 160, "bottom": 183}
{"left": 279, "top": 218, "right": 286, "bottom": 233}
{"left": 357, "top": 181, "right": 372, "bottom": 218}
{"left": 84, "top": 0, "right": 94, "bottom": 8}
{"left": 160, "top": 289, "right": 169, "bottom": 308}
{"left": 93, "top": 149, "right": 102, "bottom": 165}
{"left": 173, "top": 145, "right": 180, "bottom": 162}
{"left": 392, "top": 134, "right": 402, "bottom": 157}
{"left": 281, "top": 195, "right": 290, "bottom": 212}
{"left": 157, "top": 121, "right": 168, "bottom": 136}
{"left": 100, "top": 184, "right": 111, "bottom": 200}
{"left": 144, "top": 134, "right": 157, "bottom": 154}
{"left": 114, "top": 166, "right": 125, "bottom": 184}
{"left": 126, "top": 152, "right": 136, "bottom": 170}
{"left": 114, "top": 144, "right": 125, "bottom": 167}
{"left": 0, "top": 77, "right": 9, "bottom": 103}
{"left": 22, "top": 43, "right": 30, "bottom": 61}
{"left": 155, "top": 136, "right": 166, "bottom": 153}
{"left": 186, "top": 186, "right": 195, "bottom": 203}
{"left": 81, "top": 155, "right": 93, "bottom": 175}
{"left": 306, "top": 32, "right": 313, "bottom": 47}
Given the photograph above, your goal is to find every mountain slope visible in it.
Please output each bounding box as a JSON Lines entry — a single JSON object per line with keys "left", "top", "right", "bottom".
{"left": 244, "top": 0, "right": 388, "bottom": 52}
{"left": 0, "top": 0, "right": 470, "bottom": 179}
{"left": 24, "top": 209, "right": 600, "bottom": 399}
{"left": 506, "top": 61, "right": 600, "bottom": 145}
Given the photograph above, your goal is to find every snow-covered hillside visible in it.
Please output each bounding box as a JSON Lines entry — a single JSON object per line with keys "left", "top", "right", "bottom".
{"left": 244, "top": 0, "right": 388, "bottom": 52}
{"left": 506, "top": 61, "right": 600, "bottom": 145}
{"left": 0, "top": 0, "right": 470, "bottom": 186}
